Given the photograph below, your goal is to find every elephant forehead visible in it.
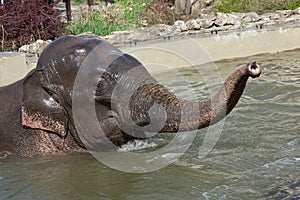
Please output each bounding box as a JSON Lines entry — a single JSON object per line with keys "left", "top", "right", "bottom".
{"left": 35, "top": 35, "right": 150, "bottom": 96}
{"left": 69, "top": 49, "right": 88, "bottom": 68}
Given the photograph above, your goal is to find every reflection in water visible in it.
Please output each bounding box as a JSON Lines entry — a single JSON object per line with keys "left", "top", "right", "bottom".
{"left": 0, "top": 49, "right": 299, "bottom": 199}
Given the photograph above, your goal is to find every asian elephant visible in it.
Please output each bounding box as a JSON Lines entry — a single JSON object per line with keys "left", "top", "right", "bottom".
{"left": 0, "top": 34, "right": 261, "bottom": 157}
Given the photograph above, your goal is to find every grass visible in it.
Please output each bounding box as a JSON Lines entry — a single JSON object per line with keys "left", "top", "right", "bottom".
{"left": 67, "top": 0, "right": 152, "bottom": 36}
{"left": 67, "top": 0, "right": 180, "bottom": 36}
{"left": 74, "top": 0, "right": 85, "bottom": 5}
{"left": 216, "top": 0, "right": 300, "bottom": 13}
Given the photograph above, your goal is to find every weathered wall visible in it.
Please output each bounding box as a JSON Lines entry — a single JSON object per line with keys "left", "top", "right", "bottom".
{"left": 0, "top": 53, "right": 35, "bottom": 87}
{"left": 1, "top": 26, "right": 300, "bottom": 87}
{"left": 123, "top": 27, "right": 300, "bottom": 73}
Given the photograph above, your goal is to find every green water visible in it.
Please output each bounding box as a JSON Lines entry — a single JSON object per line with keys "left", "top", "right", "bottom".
{"left": 0, "top": 49, "right": 299, "bottom": 199}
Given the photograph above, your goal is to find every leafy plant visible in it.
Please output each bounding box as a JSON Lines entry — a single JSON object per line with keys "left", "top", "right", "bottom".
{"left": 75, "top": 0, "right": 85, "bottom": 5}
{"left": 284, "top": 0, "right": 300, "bottom": 9}
{"left": 67, "top": 0, "right": 181, "bottom": 36}
{"left": 143, "top": 0, "right": 181, "bottom": 25}
{"left": 67, "top": 0, "right": 150, "bottom": 36}
{"left": 216, "top": 0, "right": 300, "bottom": 13}
{"left": 0, "top": 0, "right": 66, "bottom": 51}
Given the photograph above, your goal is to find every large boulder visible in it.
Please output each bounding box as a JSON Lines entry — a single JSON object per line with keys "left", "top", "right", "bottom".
{"left": 174, "top": 20, "right": 188, "bottom": 32}
{"left": 215, "top": 13, "right": 239, "bottom": 26}
{"left": 186, "top": 19, "right": 201, "bottom": 30}
{"left": 198, "top": 14, "right": 216, "bottom": 28}
{"left": 242, "top": 12, "right": 261, "bottom": 23}
{"left": 293, "top": 7, "right": 300, "bottom": 15}
{"left": 276, "top": 10, "right": 293, "bottom": 18}
{"left": 19, "top": 40, "right": 52, "bottom": 55}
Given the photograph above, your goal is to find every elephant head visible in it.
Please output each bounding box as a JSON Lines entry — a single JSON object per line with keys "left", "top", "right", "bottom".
{"left": 21, "top": 34, "right": 261, "bottom": 149}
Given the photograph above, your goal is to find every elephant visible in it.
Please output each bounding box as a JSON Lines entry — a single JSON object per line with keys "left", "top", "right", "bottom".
{"left": 0, "top": 34, "right": 261, "bottom": 157}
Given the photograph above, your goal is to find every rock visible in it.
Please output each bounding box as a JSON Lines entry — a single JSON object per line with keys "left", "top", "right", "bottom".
{"left": 207, "top": 25, "right": 230, "bottom": 34}
{"left": 111, "top": 30, "right": 136, "bottom": 40}
{"left": 260, "top": 13, "right": 273, "bottom": 21}
{"left": 230, "top": 12, "right": 245, "bottom": 20}
{"left": 197, "top": 14, "right": 215, "bottom": 28}
{"left": 162, "top": 24, "right": 175, "bottom": 34}
{"left": 186, "top": 19, "right": 201, "bottom": 30}
{"left": 19, "top": 40, "right": 52, "bottom": 55}
{"left": 215, "top": 13, "right": 239, "bottom": 26}
{"left": 269, "top": 13, "right": 281, "bottom": 20}
{"left": 242, "top": 16, "right": 252, "bottom": 23}
{"left": 242, "top": 12, "right": 261, "bottom": 23}
{"left": 293, "top": 7, "right": 300, "bottom": 15}
{"left": 198, "top": 18, "right": 214, "bottom": 28}
{"left": 227, "top": 14, "right": 240, "bottom": 25}
{"left": 263, "top": 20, "right": 277, "bottom": 26}
{"left": 215, "top": 13, "right": 227, "bottom": 26}
{"left": 128, "top": 32, "right": 144, "bottom": 41}
{"left": 174, "top": 20, "right": 188, "bottom": 32}
{"left": 199, "top": 13, "right": 217, "bottom": 21}
{"left": 280, "top": 15, "right": 300, "bottom": 24}
{"left": 18, "top": 45, "right": 29, "bottom": 53}
{"left": 276, "top": 10, "right": 293, "bottom": 18}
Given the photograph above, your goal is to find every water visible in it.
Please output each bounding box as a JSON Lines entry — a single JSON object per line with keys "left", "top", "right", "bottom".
{"left": 0, "top": 49, "right": 299, "bottom": 199}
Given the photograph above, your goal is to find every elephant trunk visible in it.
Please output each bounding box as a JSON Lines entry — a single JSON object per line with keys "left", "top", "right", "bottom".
{"left": 129, "top": 62, "right": 261, "bottom": 133}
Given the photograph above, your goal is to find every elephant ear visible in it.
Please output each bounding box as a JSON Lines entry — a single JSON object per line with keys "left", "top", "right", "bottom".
{"left": 21, "top": 70, "right": 68, "bottom": 138}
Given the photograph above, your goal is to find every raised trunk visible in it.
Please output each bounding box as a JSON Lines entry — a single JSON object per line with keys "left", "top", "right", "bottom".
{"left": 130, "top": 62, "right": 261, "bottom": 133}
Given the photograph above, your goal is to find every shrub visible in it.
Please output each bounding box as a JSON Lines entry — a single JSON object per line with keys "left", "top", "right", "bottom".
{"left": 74, "top": 0, "right": 85, "bottom": 4}
{"left": 0, "top": 0, "right": 66, "bottom": 51}
{"left": 284, "top": 0, "right": 300, "bottom": 9}
{"left": 67, "top": 0, "right": 181, "bottom": 36}
{"left": 143, "top": 0, "right": 181, "bottom": 25}
{"left": 67, "top": 0, "right": 150, "bottom": 36}
{"left": 216, "top": 0, "right": 300, "bottom": 13}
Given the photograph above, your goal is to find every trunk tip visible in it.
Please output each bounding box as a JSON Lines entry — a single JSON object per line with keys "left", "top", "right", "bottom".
{"left": 247, "top": 61, "right": 261, "bottom": 78}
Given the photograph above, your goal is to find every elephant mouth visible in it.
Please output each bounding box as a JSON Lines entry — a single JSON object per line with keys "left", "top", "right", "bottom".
{"left": 247, "top": 61, "right": 261, "bottom": 78}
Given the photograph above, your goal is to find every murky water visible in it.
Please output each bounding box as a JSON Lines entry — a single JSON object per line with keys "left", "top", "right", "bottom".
{"left": 0, "top": 49, "right": 299, "bottom": 199}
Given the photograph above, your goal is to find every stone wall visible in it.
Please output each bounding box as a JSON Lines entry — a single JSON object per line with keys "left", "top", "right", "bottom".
{"left": 104, "top": 7, "right": 300, "bottom": 48}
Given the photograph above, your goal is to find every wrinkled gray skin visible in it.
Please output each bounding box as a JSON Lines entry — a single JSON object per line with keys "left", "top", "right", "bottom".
{"left": 0, "top": 34, "right": 261, "bottom": 157}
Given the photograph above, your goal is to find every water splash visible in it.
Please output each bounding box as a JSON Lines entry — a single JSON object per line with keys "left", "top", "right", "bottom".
{"left": 118, "top": 140, "right": 158, "bottom": 152}
{"left": 202, "top": 185, "right": 230, "bottom": 200}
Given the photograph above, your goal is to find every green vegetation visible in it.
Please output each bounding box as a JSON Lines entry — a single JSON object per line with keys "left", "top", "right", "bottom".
{"left": 0, "top": 0, "right": 66, "bottom": 51}
{"left": 67, "top": 0, "right": 179, "bottom": 36}
{"left": 216, "top": 0, "right": 300, "bottom": 13}
{"left": 67, "top": 0, "right": 152, "bottom": 36}
{"left": 67, "top": 0, "right": 300, "bottom": 36}
{"left": 74, "top": 0, "right": 85, "bottom": 5}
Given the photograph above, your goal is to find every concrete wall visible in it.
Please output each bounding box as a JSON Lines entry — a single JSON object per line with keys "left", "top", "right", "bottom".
{"left": 0, "top": 53, "right": 35, "bottom": 87}
{"left": 123, "top": 27, "right": 300, "bottom": 73}
{"left": 1, "top": 27, "right": 300, "bottom": 87}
